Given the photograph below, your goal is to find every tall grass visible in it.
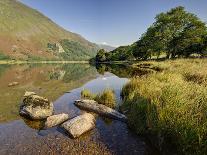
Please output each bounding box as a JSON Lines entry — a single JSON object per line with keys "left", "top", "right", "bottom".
{"left": 95, "top": 89, "right": 116, "bottom": 109}
{"left": 81, "top": 89, "right": 95, "bottom": 100}
{"left": 81, "top": 89, "right": 116, "bottom": 108}
{"left": 121, "top": 59, "right": 207, "bottom": 154}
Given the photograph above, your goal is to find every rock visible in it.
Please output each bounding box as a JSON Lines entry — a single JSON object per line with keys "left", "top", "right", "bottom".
{"left": 44, "top": 113, "right": 69, "bottom": 128}
{"left": 61, "top": 113, "right": 95, "bottom": 138}
{"left": 24, "top": 91, "right": 36, "bottom": 97}
{"left": 19, "top": 92, "right": 54, "bottom": 120}
{"left": 74, "top": 100, "right": 127, "bottom": 122}
{"left": 8, "top": 82, "right": 19, "bottom": 87}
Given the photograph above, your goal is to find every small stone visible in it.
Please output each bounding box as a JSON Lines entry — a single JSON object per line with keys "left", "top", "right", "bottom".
{"left": 44, "top": 113, "right": 69, "bottom": 128}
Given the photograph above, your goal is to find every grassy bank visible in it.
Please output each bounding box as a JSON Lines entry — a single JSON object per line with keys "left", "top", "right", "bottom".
{"left": 121, "top": 59, "right": 207, "bottom": 154}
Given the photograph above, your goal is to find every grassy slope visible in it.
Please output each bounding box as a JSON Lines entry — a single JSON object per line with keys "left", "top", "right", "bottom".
{"left": 121, "top": 59, "right": 207, "bottom": 154}
{"left": 0, "top": 0, "right": 98, "bottom": 60}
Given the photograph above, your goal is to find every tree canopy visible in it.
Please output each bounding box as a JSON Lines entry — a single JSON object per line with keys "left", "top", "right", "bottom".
{"left": 96, "top": 6, "right": 207, "bottom": 61}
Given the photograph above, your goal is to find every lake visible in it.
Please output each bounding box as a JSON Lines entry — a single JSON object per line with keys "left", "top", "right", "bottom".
{"left": 0, "top": 63, "right": 158, "bottom": 155}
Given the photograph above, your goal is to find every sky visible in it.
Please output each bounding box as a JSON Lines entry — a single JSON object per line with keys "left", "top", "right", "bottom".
{"left": 21, "top": 0, "right": 207, "bottom": 47}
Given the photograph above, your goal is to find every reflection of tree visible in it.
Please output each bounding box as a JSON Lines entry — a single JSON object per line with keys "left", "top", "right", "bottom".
{"left": 49, "top": 70, "right": 65, "bottom": 80}
{"left": 96, "top": 64, "right": 153, "bottom": 78}
{"left": 96, "top": 64, "right": 133, "bottom": 78}
{"left": 0, "top": 65, "right": 10, "bottom": 77}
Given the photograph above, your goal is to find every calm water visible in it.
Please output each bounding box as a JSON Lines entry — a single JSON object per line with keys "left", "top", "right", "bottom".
{"left": 0, "top": 64, "right": 158, "bottom": 155}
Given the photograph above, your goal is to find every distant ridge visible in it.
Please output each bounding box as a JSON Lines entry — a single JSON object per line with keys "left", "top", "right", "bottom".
{"left": 98, "top": 44, "right": 116, "bottom": 52}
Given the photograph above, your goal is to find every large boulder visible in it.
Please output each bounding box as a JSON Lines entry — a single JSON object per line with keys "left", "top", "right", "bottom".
{"left": 44, "top": 113, "right": 69, "bottom": 128}
{"left": 61, "top": 113, "right": 95, "bottom": 138}
{"left": 19, "top": 91, "right": 54, "bottom": 120}
{"left": 74, "top": 99, "right": 127, "bottom": 122}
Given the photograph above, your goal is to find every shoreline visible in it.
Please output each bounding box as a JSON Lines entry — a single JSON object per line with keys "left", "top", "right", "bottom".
{"left": 0, "top": 60, "right": 90, "bottom": 64}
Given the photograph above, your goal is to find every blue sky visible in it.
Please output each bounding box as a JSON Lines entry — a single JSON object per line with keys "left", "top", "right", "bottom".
{"left": 21, "top": 0, "right": 207, "bottom": 47}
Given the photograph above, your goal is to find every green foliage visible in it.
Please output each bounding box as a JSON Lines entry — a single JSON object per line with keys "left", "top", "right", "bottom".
{"left": 96, "top": 49, "right": 107, "bottom": 62}
{"left": 107, "top": 46, "right": 135, "bottom": 61}
{"left": 96, "top": 47, "right": 135, "bottom": 62}
{"left": 97, "top": 6, "right": 207, "bottom": 62}
{"left": 47, "top": 43, "right": 59, "bottom": 52}
{"left": 135, "top": 6, "right": 207, "bottom": 59}
{"left": 59, "top": 39, "right": 97, "bottom": 60}
{"left": 121, "top": 59, "right": 207, "bottom": 154}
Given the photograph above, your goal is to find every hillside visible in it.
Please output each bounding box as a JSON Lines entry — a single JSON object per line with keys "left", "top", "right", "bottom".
{"left": 0, "top": 0, "right": 98, "bottom": 60}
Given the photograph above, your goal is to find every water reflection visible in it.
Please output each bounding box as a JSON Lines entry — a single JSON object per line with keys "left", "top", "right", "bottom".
{"left": 96, "top": 63, "right": 152, "bottom": 77}
{"left": 0, "top": 63, "right": 158, "bottom": 155}
{"left": 0, "top": 64, "right": 97, "bottom": 122}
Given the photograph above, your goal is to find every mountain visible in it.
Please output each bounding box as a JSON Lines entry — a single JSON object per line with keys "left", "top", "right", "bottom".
{"left": 0, "top": 0, "right": 99, "bottom": 60}
{"left": 98, "top": 44, "right": 116, "bottom": 52}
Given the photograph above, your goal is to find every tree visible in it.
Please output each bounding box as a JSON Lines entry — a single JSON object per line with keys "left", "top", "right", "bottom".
{"left": 96, "top": 6, "right": 207, "bottom": 61}
{"left": 96, "top": 49, "right": 107, "bottom": 62}
{"left": 134, "top": 6, "right": 207, "bottom": 59}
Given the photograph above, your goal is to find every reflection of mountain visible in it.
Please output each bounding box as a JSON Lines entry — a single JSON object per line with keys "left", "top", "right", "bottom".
{"left": 0, "top": 64, "right": 97, "bottom": 122}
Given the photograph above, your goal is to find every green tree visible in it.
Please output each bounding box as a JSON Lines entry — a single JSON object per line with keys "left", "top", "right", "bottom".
{"left": 96, "top": 49, "right": 107, "bottom": 62}
{"left": 134, "top": 6, "right": 207, "bottom": 59}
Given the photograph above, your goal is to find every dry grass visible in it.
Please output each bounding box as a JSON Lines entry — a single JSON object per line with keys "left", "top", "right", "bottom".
{"left": 81, "top": 89, "right": 116, "bottom": 109}
{"left": 95, "top": 89, "right": 116, "bottom": 109}
{"left": 81, "top": 89, "right": 95, "bottom": 100}
{"left": 121, "top": 58, "right": 207, "bottom": 154}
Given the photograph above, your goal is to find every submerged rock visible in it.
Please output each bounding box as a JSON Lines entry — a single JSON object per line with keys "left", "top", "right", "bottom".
{"left": 19, "top": 92, "right": 54, "bottom": 120}
{"left": 61, "top": 113, "right": 95, "bottom": 138}
{"left": 74, "top": 99, "right": 127, "bottom": 122}
{"left": 8, "top": 82, "right": 19, "bottom": 87}
{"left": 44, "top": 113, "right": 69, "bottom": 128}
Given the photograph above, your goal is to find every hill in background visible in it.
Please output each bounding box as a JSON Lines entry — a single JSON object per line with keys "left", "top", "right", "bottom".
{"left": 98, "top": 44, "right": 116, "bottom": 52}
{"left": 0, "top": 0, "right": 99, "bottom": 60}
